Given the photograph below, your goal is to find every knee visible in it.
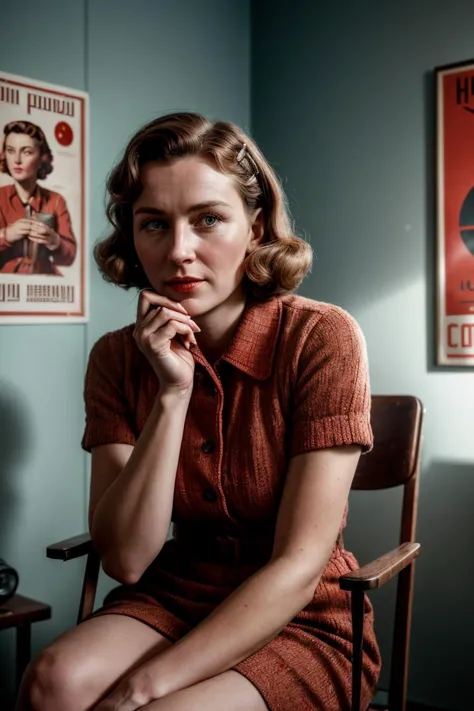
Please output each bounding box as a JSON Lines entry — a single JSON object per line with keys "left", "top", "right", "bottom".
{"left": 19, "top": 646, "right": 87, "bottom": 711}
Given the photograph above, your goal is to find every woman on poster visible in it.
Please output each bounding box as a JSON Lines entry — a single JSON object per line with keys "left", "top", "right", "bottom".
{"left": 0, "top": 120, "right": 76, "bottom": 275}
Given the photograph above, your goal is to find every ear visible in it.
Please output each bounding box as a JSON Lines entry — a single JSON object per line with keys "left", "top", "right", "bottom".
{"left": 247, "top": 208, "right": 265, "bottom": 252}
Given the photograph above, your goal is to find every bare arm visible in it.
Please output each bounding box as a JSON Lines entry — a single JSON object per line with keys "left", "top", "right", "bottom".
{"left": 135, "top": 445, "right": 361, "bottom": 698}
{"left": 89, "top": 392, "right": 190, "bottom": 585}
{"left": 88, "top": 290, "right": 199, "bottom": 585}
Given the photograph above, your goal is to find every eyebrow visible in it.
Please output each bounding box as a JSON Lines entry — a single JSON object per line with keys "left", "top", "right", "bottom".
{"left": 133, "top": 200, "right": 232, "bottom": 216}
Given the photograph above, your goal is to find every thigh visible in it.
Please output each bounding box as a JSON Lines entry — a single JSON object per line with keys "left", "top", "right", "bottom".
{"left": 20, "top": 613, "right": 172, "bottom": 711}
{"left": 147, "top": 670, "right": 268, "bottom": 711}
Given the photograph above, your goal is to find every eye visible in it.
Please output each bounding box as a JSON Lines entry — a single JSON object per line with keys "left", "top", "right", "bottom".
{"left": 141, "top": 218, "right": 166, "bottom": 232}
{"left": 198, "top": 213, "right": 222, "bottom": 229}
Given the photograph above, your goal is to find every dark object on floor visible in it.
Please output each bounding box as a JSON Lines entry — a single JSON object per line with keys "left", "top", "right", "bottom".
{"left": 0, "top": 558, "right": 19, "bottom": 603}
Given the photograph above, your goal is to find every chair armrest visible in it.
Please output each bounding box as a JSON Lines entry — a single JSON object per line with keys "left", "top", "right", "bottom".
{"left": 339, "top": 542, "right": 420, "bottom": 591}
{"left": 46, "top": 533, "right": 92, "bottom": 561}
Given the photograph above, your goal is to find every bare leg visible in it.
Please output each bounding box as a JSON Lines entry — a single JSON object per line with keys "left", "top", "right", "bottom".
{"left": 16, "top": 614, "right": 172, "bottom": 711}
{"left": 141, "top": 670, "right": 268, "bottom": 711}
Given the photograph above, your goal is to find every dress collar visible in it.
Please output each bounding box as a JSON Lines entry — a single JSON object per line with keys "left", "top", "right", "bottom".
{"left": 8, "top": 183, "right": 45, "bottom": 212}
{"left": 192, "top": 296, "right": 283, "bottom": 380}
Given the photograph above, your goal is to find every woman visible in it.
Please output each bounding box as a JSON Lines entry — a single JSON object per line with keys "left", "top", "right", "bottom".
{"left": 17, "top": 112, "right": 380, "bottom": 711}
{"left": 0, "top": 120, "right": 76, "bottom": 275}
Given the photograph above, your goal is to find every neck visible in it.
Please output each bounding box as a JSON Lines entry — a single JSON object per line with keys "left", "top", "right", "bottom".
{"left": 14, "top": 179, "right": 37, "bottom": 204}
{"left": 194, "top": 286, "right": 247, "bottom": 364}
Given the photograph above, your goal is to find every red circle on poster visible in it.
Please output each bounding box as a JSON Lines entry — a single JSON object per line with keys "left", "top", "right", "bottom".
{"left": 55, "top": 121, "right": 73, "bottom": 147}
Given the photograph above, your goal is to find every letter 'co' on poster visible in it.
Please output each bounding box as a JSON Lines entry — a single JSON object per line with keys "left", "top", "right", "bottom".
{"left": 0, "top": 71, "right": 88, "bottom": 324}
{"left": 436, "top": 60, "right": 474, "bottom": 365}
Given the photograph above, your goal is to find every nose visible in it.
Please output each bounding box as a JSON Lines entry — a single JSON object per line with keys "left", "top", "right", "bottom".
{"left": 167, "top": 222, "right": 196, "bottom": 265}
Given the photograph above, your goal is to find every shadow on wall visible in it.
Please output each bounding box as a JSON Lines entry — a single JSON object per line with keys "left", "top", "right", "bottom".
{"left": 0, "top": 380, "right": 34, "bottom": 709}
{"left": 0, "top": 380, "right": 34, "bottom": 547}
{"left": 409, "top": 459, "right": 474, "bottom": 710}
{"left": 345, "top": 485, "right": 402, "bottom": 691}
{"left": 347, "top": 459, "right": 474, "bottom": 709}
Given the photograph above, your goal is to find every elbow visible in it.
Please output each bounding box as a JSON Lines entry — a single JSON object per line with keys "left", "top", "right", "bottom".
{"left": 271, "top": 553, "right": 323, "bottom": 605}
{"left": 101, "top": 556, "right": 143, "bottom": 586}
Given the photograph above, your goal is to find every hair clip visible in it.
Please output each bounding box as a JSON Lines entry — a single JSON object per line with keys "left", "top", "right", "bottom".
{"left": 236, "top": 142, "right": 259, "bottom": 176}
{"left": 237, "top": 143, "right": 248, "bottom": 163}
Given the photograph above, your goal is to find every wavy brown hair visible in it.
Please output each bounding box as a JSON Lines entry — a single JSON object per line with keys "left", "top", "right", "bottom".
{"left": 95, "top": 112, "right": 312, "bottom": 300}
{"left": 0, "top": 121, "right": 53, "bottom": 180}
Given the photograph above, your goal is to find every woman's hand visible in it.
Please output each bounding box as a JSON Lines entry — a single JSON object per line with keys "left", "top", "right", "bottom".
{"left": 4, "top": 218, "right": 61, "bottom": 250}
{"left": 133, "top": 289, "right": 200, "bottom": 396}
{"left": 27, "top": 217, "right": 61, "bottom": 250}
{"left": 94, "top": 663, "right": 164, "bottom": 711}
{"left": 4, "top": 218, "right": 34, "bottom": 245}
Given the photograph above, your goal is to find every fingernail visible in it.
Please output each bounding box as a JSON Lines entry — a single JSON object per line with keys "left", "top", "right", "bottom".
{"left": 191, "top": 323, "right": 201, "bottom": 332}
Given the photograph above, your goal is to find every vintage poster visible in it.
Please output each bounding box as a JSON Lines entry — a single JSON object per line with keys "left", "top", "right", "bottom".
{"left": 0, "top": 71, "right": 88, "bottom": 324}
{"left": 436, "top": 61, "right": 474, "bottom": 365}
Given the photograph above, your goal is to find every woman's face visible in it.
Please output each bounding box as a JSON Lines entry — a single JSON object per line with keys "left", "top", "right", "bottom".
{"left": 4, "top": 133, "right": 41, "bottom": 182}
{"left": 132, "top": 156, "right": 263, "bottom": 317}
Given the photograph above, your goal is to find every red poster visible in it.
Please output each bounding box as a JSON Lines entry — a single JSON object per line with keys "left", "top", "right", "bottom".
{"left": 437, "top": 61, "right": 474, "bottom": 365}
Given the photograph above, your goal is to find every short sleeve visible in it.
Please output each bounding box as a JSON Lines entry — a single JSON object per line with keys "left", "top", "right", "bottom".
{"left": 81, "top": 333, "right": 137, "bottom": 452}
{"left": 290, "top": 307, "right": 373, "bottom": 457}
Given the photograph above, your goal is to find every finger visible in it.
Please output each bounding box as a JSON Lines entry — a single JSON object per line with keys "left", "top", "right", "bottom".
{"left": 17, "top": 221, "right": 32, "bottom": 232}
{"left": 153, "top": 319, "right": 198, "bottom": 348}
{"left": 137, "top": 289, "right": 188, "bottom": 322}
{"left": 139, "top": 306, "right": 199, "bottom": 335}
{"left": 137, "top": 316, "right": 197, "bottom": 350}
{"left": 29, "top": 223, "right": 47, "bottom": 235}
{"left": 137, "top": 305, "right": 162, "bottom": 330}
{"left": 27, "top": 236, "right": 48, "bottom": 244}
{"left": 138, "top": 307, "right": 190, "bottom": 338}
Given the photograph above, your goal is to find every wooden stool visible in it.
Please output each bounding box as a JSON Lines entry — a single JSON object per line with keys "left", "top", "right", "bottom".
{"left": 0, "top": 594, "right": 51, "bottom": 690}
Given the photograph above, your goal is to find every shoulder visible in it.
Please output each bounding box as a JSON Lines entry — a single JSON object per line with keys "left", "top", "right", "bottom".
{"left": 0, "top": 184, "right": 14, "bottom": 205}
{"left": 88, "top": 324, "right": 136, "bottom": 368}
{"left": 39, "top": 187, "right": 67, "bottom": 208}
{"left": 279, "top": 294, "right": 365, "bottom": 350}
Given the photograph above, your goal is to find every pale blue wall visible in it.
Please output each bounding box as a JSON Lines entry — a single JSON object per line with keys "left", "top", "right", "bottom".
{"left": 0, "top": 1, "right": 250, "bottom": 707}
{"left": 252, "top": 2, "right": 474, "bottom": 710}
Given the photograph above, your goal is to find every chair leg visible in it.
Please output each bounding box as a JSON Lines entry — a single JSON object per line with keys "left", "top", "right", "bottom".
{"left": 351, "top": 589, "right": 365, "bottom": 711}
{"left": 16, "top": 623, "right": 31, "bottom": 691}
{"left": 388, "top": 563, "right": 415, "bottom": 711}
{"left": 77, "top": 549, "right": 101, "bottom": 624}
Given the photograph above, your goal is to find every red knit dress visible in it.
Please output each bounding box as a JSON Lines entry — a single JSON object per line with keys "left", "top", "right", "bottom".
{"left": 82, "top": 294, "right": 381, "bottom": 711}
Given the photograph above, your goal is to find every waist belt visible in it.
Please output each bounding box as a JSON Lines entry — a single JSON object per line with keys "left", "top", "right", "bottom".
{"left": 173, "top": 523, "right": 274, "bottom": 565}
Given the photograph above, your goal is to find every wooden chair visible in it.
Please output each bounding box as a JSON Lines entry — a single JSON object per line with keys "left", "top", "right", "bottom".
{"left": 339, "top": 395, "right": 423, "bottom": 711}
{"left": 46, "top": 394, "right": 423, "bottom": 711}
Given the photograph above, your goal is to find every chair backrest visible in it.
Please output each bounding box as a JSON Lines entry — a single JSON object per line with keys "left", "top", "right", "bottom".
{"left": 353, "top": 395, "right": 423, "bottom": 492}
{"left": 352, "top": 395, "right": 424, "bottom": 711}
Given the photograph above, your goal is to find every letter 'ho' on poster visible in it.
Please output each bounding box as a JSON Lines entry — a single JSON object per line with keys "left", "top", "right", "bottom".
{"left": 0, "top": 71, "right": 88, "bottom": 324}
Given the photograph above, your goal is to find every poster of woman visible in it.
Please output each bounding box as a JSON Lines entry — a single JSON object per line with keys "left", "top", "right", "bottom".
{"left": 0, "top": 71, "right": 88, "bottom": 323}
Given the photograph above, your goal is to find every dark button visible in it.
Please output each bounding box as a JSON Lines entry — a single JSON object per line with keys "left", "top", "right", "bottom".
{"left": 201, "top": 439, "right": 216, "bottom": 454}
{"left": 202, "top": 487, "right": 218, "bottom": 503}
